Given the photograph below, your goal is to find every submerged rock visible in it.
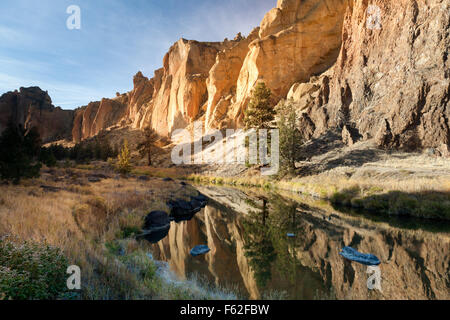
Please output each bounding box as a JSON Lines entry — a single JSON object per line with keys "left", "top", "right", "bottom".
{"left": 190, "top": 245, "right": 210, "bottom": 257}
{"left": 339, "top": 247, "right": 381, "bottom": 266}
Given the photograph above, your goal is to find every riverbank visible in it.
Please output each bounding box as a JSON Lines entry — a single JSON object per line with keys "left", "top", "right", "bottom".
{"left": 0, "top": 166, "right": 235, "bottom": 300}
{"left": 159, "top": 184, "right": 449, "bottom": 300}
{"left": 182, "top": 149, "right": 450, "bottom": 221}
{"left": 1, "top": 162, "right": 448, "bottom": 300}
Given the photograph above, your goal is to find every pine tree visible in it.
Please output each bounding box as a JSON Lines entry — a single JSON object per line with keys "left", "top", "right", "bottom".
{"left": 277, "top": 99, "right": 303, "bottom": 174}
{"left": 39, "top": 147, "right": 57, "bottom": 167}
{"left": 0, "top": 124, "right": 42, "bottom": 183}
{"left": 137, "top": 127, "right": 159, "bottom": 166}
{"left": 243, "top": 82, "right": 276, "bottom": 130}
{"left": 116, "top": 139, "right": 132, "bottom": 174}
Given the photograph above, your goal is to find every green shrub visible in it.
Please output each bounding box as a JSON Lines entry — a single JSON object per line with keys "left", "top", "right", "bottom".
{"left": 362, "top": 195, "right": 389, "bottom": 212}
{"left": 119, "top": 251, "right": 156, "bottom": 281}
{"left": 116, "top": 140, "right": 133, "bottom": 174}
{"left": 418, "top": 199, "right": 450, "bottom": 220}
{"left": 330, "top": 192, "right": 350, "bottom": 205}
{"left": 0, "top": 238, "right": 69, "bottom": 300}
{"left": 105, "top": 241, "right": 122, "bottom": 256}
{"left": 388, "top": 193, "right": 419, "bottom": 216}
{"left": 350, "top": 198, "right": 364, "bottom": 208}
{"left": 119, "top": 226, "right": 141, "bottom": 239}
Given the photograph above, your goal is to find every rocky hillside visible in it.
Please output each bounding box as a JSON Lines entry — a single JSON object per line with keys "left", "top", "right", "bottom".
{"left": 0, "top": 0, "right": 448, "bottom": 152}
{"left": 0, "top": 87, "right": 74, "bottom": 143}
{"left": 72, "top": 0, "right": 351, "bottom": 139}
{"left": 289, "top": 0, "right": 450, "bottom": 153}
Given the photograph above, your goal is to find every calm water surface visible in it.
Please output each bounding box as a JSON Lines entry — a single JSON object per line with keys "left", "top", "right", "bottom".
{"left": 148, "top": 185, "right": 450, "bottom": 300}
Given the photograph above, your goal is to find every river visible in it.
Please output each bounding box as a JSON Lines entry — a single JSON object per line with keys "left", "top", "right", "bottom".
{"left": 147, "top": 185, "right": 450, "bottom": 300}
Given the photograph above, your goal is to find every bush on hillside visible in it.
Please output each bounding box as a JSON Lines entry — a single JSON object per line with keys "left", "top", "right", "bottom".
{"left": 0, "top": 237, "right": 69, "bottom": 300}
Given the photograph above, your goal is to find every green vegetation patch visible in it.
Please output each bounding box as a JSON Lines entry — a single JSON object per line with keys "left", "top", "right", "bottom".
{"left": 0, "top": 238, "right": 69, "bottom": 300}
{"left": 331, "top": 188, "right": 450, "bottom": 220}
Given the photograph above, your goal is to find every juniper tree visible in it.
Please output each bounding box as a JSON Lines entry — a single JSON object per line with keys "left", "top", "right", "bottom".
{"left": 243, "top": 82, "right": 276, "bottom": 165}
{"left": 277, "top": 99, "right": 303, "bottom": 174}
{"left": 0, "top": 124, "right": 42, "bottom": 183}
{"left": 243, "top": 82, "right": 276, "bottom": 130}
{"left": 137, "top": 127, "right": 159, "bottom": 166}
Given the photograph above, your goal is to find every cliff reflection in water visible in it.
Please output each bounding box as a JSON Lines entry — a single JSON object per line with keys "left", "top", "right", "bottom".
{"left": 149, "top": 186, "right": 450, "bottom": 300}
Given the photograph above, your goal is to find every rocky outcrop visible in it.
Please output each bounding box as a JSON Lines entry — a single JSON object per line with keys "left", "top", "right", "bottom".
{"left": 72, "top": 39, "right": 237, "bottom": 139}
{"left": 205, "top": 28, "right": 260, "bottom": 129}
{"left": 72, "top": 72, "right": 152, "bottom": 142}
{"left": 67, "top": 0, "right": 352, "bottom": 139}
{"left": 229, "top": 0, "right": 351, "bottom": 126}
{"left": 291, "top": 0, "right": 450, "bottom": 151}
{"left": 0, "top": 87, "right": 74, "bottom": 143}
{"left": 147, "top": 39, "right": 234, "bottom": 135}
{"left": 2, "top": 0, "right": 448, "bottom": 153}
{"left": 72, "top": 97, "right": 128, "bottom": 142}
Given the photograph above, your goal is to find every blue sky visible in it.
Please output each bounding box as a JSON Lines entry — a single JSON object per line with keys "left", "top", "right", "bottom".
{"left": 0, "top": 0, "right": 274, "bottom": 109}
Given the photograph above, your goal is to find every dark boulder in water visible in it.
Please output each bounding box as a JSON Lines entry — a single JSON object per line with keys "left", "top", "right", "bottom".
{"left": 192, "top": 194, "right": 208, "bottom": 203}
{"left": 167, "top": 199, "right": 192, "bottom": 216}
{"left": 190, "top": 245, "right": 210, "bottom": 257}
{"left": 141, "top": 228, "right": 170, "bottom": 243}
{"left": 163, "top": 177, "right": 173, "bottom": 182}
{"left": 339, "top": 247, "right": 381, "bottom": 266}
{"left": 172, "top": 213, "right": 197, "bottom": 223}
{"left": 190, "top": 194, "right": 208, "bottom": 208}
{"left": 166, "top": 193, "right": 209, "bottom": 220}
{"left": 138, "top": 211, "right": 171, "bottom": 243}
{"left": 144, "top": 211, "right": 170, "bottom": 231}
{"left": 189, "top": 199, "right": 203, "bottom": 213}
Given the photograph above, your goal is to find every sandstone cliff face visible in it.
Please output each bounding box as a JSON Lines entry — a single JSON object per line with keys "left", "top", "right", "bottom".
{"left": 229, "top": 0, "right": 351, "bottom": 126}
{"left": 0, "top": 87, "right": 74, "bottom": 143}
{"left": 147, "top": 39, "right": 233, "bottom": 135}
{"left": 2, "top": 0, "right": 447, "bottom": 152}
{"left": 73, "top": 39, "right": 236, "bottom": 139}
{"left": 205, "top": 28, "right": 260, "bottom": 129}
{"left": 70, "top": 0, "right": 352, "bottom": 139}
{"left": 290, "top": 0, "right": 450, "bottom": 151}
{"left": 72, "top": 97, "right": 128, "bottom": 142}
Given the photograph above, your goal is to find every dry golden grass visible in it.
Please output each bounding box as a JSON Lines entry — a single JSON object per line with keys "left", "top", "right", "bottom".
{"left": 0, "top": 167, "right": 198, "bottom": 299}
{"left": 188, "top": 151, "right": 450, "bottom": 196}
{"left": 131, "top": 166, "right": 192, "bottom": 179}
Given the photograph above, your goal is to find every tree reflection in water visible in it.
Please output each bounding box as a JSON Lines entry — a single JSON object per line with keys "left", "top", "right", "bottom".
{"left": 243, "top": 194, "right": 329, "bottom": 299}
{"left": 243, "top": 197, "right": 276, "bottom": 289}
